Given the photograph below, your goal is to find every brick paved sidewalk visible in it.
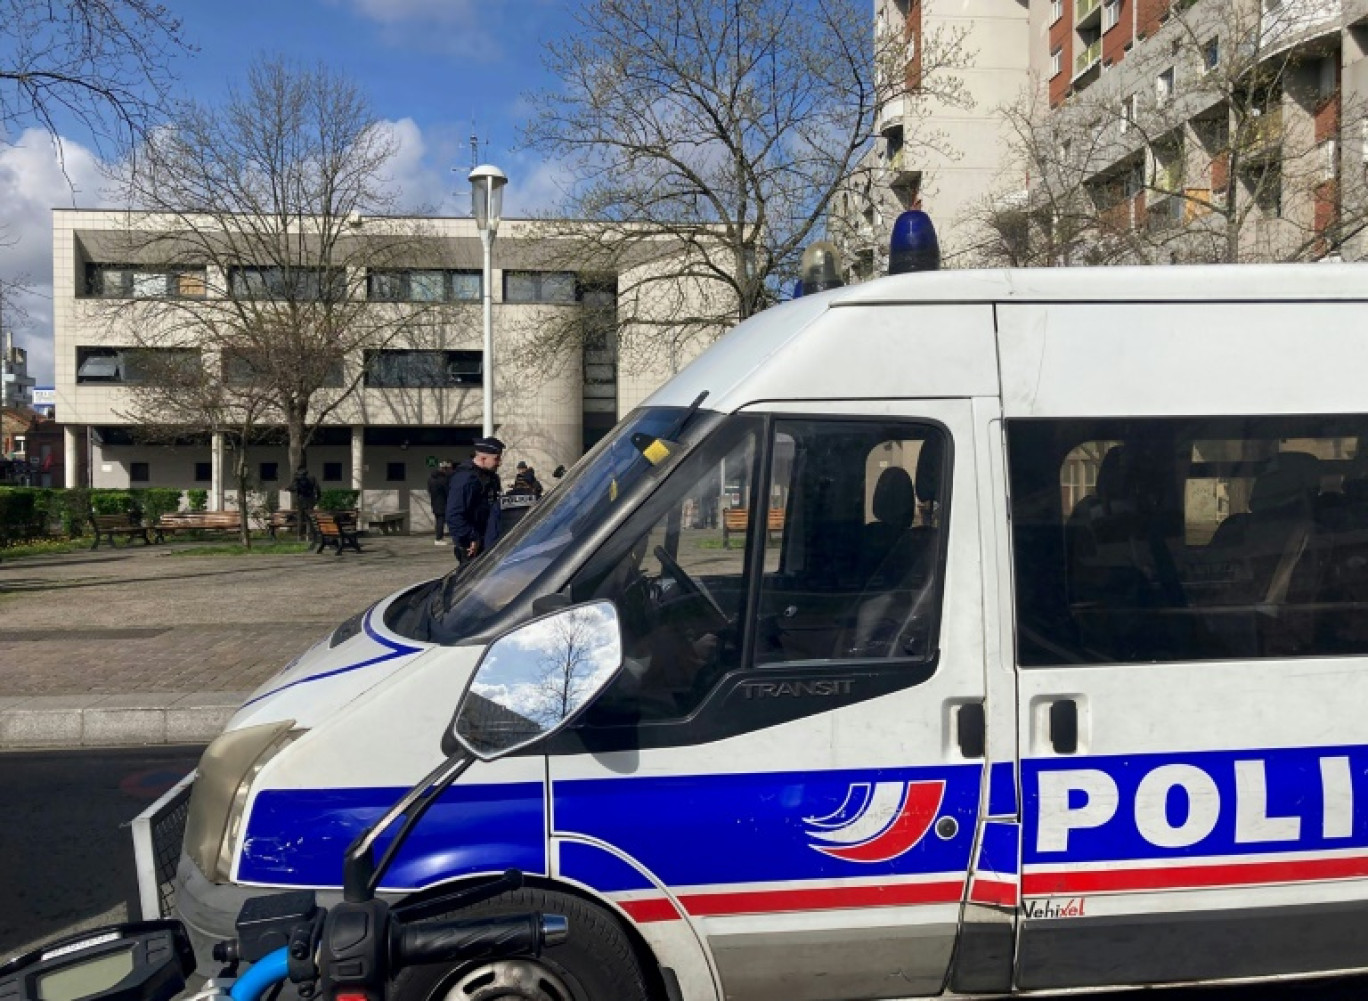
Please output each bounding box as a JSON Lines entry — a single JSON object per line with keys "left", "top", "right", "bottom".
{"left": 0, "top": 536, "right": 456, "bottom": 747}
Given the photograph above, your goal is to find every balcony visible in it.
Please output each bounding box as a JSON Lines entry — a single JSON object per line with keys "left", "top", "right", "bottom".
{"left": 1153, "top": 162, "right": 1183, "bottom": 194}
{"left": 1073, "top": 40, "right": 1101, "bottom": 79}
{"left": 1075, "top": 0, "right": 1102, "bottom": 29}
{"left": 1239, "top": 106, "right": 1284, "bottom": 161}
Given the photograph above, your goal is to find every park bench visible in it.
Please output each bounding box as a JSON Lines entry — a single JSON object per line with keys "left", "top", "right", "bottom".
{"left": 310, "top": 510, "right": 362, "bottom": 555}
{"left": 265, "top": 509, "right": 301, "bottom": 541}
{"left": 362, "top": 510, "right": 407, "bottom": 535}
{"left": 90, "top": 513, "right": 154, "bottom": 549}
{"left": 152, "top": 511, "right": 243, "bottom": 541}
{"left": 721, "top": 507, "right": 786, "bottom": 548}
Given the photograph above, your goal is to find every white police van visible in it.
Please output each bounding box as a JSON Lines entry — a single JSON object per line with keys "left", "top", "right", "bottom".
{"left": 152, "top": 262, "right": 1368, "bottom": 1000}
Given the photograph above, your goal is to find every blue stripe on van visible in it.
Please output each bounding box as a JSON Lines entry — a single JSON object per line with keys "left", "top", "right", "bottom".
{"left": 238, "top": 781, "right": 545, "bottom": 888}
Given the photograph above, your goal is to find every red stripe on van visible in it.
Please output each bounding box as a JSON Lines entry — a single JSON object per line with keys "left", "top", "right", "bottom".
{"left": 969, "top": 878, "right": 1019, "bottom": 906}
{"left": 1023, "top": 854, "right": 1368, "bottom": 896}
{"left": 618, "top": 879, "right": 966, "bottom": 923}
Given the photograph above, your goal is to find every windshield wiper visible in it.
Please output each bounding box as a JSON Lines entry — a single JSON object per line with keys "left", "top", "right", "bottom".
{"left": 669, "top": 391, "right": 710, "bottom": 441}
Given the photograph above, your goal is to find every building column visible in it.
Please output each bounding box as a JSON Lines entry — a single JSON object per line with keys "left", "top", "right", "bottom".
{"left": 211, "top": 433, "right": 225, "bottom": 511}
{"left": 351, "top": 425, "right": 365, "bottom": 511}
{"left": 63, "top": 426, "right": 80, "bottom": 489}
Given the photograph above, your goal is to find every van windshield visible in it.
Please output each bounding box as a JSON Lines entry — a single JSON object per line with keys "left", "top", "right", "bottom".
{"left": 415, "top": 407, "right": 715, "bottom": 643}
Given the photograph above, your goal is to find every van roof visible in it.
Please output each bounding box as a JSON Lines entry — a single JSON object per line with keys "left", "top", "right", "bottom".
{"left": 643, "top": 263, "right": 1368, "bottom": 418}
{"left": 827, "top": 262, "right": 1368, "bottom": 306}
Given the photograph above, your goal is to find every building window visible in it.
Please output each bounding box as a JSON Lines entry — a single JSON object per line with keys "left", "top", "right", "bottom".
{"left": 502, "top": 270, "right": 577, "bottom": 304}
{"left": 223, "top": 349, "right": 344, "bottom": 388}
{"left": 1051, "top": 0, "right": 1062, "bottom": 22}
{"left": 84, "top": 265, "right": 207, "bottom": 299}
{"left": 1103, "top": 0, "right": 1120, "bottom": 30}
{"left": 1203, "top": 38, "right": 1220, "bottom": 73}
{"left": 259, "top": 462, "right": 279, "bottom": 483}
{"left": 323, "top": 461, "right": 343, "bottom": 482}
{"left": 75, "top": 346, "right": 201, "bottom": 385}
{"left": 228, "top": 266, "right": 345, "bottom": 301}
{"left": 1051, "top": 47, "right": 1063, "bottom": 78}
{"left": 386, "top": 462, "right": 406, "bottom": 482}
{"left": 1156, "top": 66, "right": 1175, "bottom": 103}
{"left": 367, "top": 269, "right": 482, "bottom": 302}
{"left": 195, "top": 462, "right": 212, "bottom": 482}
{"left": 130, "top": 462, "right": 150, "bottom": 483}
{"left": 1120, "top": 93, "right": 1138, "bottom": 133}
{"left": 362, "top": 350, "right": 483, "bottom": 388}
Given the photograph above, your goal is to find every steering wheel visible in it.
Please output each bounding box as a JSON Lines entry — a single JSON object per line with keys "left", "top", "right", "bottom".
{"left": 654, "top": 545, "right": 728, "bottom": 629}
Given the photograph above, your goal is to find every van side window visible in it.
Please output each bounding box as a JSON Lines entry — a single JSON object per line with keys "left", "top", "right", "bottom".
{"left": 1009, "top": 415, "right": 1368, "bottom": 666}
{"left": 569, "top": 418, "right": 760, "bottom": 722}
{"left": 754, "top": 420, "right": 949, "bottom": 665}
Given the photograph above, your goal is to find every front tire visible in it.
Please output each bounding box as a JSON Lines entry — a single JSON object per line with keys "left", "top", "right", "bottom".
{"left": 390, "top": 887, "right": 655, "bottom": 1001}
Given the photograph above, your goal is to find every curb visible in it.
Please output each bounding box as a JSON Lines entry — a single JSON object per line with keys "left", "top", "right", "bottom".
{"left": 0, "top": 692, "right": 246, "bottom": 750}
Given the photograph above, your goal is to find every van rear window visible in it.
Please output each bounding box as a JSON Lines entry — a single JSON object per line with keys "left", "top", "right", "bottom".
{"left": 1008, "top": 415, "right": 1368, "bottom": 666}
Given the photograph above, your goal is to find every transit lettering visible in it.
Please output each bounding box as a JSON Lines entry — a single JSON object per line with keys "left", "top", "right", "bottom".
{"left": 740, "top": 679, "right": 854, "bottom": 699}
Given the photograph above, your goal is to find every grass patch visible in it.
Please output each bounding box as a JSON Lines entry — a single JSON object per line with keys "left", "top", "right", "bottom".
{"left": 168, "top": 541, "right": 312, "bottom": 557}
{"left": 0, "top": 538, "right": 92, "bottom": 560}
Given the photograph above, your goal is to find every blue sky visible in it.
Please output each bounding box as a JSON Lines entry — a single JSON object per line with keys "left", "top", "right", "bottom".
{"left": 1, "top": 0, "right": 581, "bottom": 383}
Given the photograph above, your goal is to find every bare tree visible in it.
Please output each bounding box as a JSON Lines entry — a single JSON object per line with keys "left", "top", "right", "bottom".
{"left": 1, "top": 0, "right": 190, "bottom": 159}
{"left": 98, "top": 59, "right": 471, "bottom": 517}
{"left": 972, "top": 0, "right": 1362, "bottom": 266}
{"left": 516, "top": 0, "right": 968, "bottom": 372}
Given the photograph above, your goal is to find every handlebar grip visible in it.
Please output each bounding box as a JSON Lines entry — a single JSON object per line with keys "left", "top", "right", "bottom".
{"left": 394, "top": 913, "right": 563, "bottom": 966}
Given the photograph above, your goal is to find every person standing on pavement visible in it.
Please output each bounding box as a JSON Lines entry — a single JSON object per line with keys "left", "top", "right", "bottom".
{"left": 510, "top": 460, "right": 544, "bottom": 498}
{"left": 290, "top": 464, "right": 319, "bottom": 539}
{"left": 427, "top": 460, "right": 453, "bottom": 544}
{"left": 446, "top": 437, "right": 505, "bottom": 565}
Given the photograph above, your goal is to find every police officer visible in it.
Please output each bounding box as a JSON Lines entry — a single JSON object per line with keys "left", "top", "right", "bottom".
{"left": 445, "top": 437, "right": 504, "bottom": 565}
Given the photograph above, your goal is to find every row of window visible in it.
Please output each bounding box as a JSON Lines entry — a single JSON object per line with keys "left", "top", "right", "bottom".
{"left": 83, "top": 264, "right": 605, "bottom": 305}
{"left": 134, "top": 460, "right": 409, "bottom": 484}
{"left": 74, "top": 347, "right": 485, "bottom": 389}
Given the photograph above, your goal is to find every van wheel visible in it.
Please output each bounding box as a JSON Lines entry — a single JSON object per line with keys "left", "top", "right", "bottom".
{"left": 391, "top": 887, "right": 654, "bottom": 1001}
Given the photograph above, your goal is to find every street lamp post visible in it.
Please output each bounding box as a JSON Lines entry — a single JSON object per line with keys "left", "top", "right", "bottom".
{"left": 469, "top": 164, "right": 508, "bottom": 439}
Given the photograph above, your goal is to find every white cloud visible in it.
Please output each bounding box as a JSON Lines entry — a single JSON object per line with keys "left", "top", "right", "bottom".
{"left": 0, "top": 130, "right": 112, "bottom": 384}
{"left": 331, "top": 0, "right": 503, "bottom": 58}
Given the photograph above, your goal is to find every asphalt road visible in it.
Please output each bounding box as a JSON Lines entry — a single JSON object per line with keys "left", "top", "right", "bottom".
{"left": 0, "top": 745, "right": 202, "bottom": 960}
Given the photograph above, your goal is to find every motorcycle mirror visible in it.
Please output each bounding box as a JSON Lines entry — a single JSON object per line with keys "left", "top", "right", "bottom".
{"left": 450, "top": 600, "right": 624, "bottom": 760}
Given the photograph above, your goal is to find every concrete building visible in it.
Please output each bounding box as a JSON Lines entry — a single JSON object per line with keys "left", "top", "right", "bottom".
{"left": 53, "top": 210, "right": 719, "bottom": 532}
{"left": 1, "top": 338, "right": 36, "bottom": 410}
{"left": 831, "top": 0, "right": 1032, "bottom": 275}
{"left": 834, "top": 0, "right": 1368, "bottom": 269}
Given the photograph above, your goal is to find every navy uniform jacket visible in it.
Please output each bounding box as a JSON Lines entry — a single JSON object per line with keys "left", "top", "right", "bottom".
{"left": 445, "top": 461, "right": 502, "bottom": 549}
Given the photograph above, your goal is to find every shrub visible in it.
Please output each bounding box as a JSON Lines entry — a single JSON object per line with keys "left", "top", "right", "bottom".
{"left": 136, "top": 488, "right": 183, "bottom": 524}
{"left": 0, "top": 488, "right": 39, "bottom": 546}
{"left": 318, "top": 488, "right": 359, "bottom": 511}
{"left": 90, "top": 489, "right": 138, "bottom": 517}
{"left": 187, "top": 489, "right": 208, "bottom": 512}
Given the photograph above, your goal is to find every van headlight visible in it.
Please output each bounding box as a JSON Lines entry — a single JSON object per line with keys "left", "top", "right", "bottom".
{"left": 184, "top": 720, "right": 299, "bottom": 882}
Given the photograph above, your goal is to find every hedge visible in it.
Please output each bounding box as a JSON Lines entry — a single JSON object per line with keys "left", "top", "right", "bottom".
{"left": 318, "top": 488, "right": 360, "bottom": 511}
{"left": 0, "top": 487, "right": 190, "bottom": 546}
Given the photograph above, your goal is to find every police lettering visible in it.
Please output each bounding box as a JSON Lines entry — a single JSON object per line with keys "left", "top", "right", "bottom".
{"left": 1036, "top": 756, "right": 1354, "bottom": 853}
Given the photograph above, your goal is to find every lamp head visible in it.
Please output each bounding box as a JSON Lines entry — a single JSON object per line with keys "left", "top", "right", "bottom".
{"left": 469, "top": 164, "right": 509, "bottom": 235}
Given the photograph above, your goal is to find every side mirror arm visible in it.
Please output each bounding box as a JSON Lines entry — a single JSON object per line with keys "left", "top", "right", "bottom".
{"left": 342, "top": 752, "right": 476, "bottom": 903}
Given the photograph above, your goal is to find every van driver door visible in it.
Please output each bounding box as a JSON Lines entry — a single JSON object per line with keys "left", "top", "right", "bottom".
{"left": 545, "top": 401, "right": 990, "bottom": 1001}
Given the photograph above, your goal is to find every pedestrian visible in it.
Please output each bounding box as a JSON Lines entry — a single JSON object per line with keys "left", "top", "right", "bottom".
{"left": 510, "top": 460, "right": 544, "bottom": 498}
{"left": 445, "top": 437, "right": 505, "bottom": 566}
{"left": 290, "top": 464, "right": 319, "bottom": 539}
{"left": 427, "top": 460, "right": 453, "bottom": 545}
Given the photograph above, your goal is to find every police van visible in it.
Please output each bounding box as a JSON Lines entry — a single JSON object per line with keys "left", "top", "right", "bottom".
{"left": 154, "top": 262, "right": 1368, "bottom": 1001}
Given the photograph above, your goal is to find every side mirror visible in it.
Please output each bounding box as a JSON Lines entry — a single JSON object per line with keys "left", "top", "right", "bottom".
{"left": 451, "top": 600, "right": 623, "bottom": 760}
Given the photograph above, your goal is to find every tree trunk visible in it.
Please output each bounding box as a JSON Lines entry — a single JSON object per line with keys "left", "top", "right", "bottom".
{"left": 235, "top": 450, "right": 252, "bottom": 548}
{"left": 286, "top": 401, "right": 309, "bottom": 539}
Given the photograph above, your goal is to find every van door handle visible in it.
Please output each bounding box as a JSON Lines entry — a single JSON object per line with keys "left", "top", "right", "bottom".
{"left": 957, "top": 702, "right": 985, "bottom": 759}
{"left": 1049, "top": 699, "right": 1078, "bottom": 754}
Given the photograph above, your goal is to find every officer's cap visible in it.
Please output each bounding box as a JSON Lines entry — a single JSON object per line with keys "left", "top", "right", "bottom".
{"left": 473, "top": 437, "right": 505, "bottom": 455}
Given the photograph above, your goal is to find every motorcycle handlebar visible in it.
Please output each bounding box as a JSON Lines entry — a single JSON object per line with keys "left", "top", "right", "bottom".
{"left": 393, "top": 913, "right": 568, "bottom": 967}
